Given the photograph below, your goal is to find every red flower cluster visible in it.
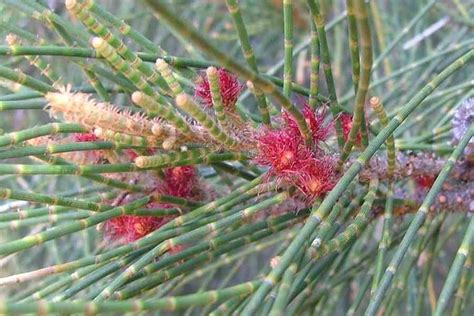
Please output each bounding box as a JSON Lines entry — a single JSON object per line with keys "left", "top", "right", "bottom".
{"left": 194, "top": 68, "right": 241, "bottom": 109}
{"left": 104, "top": 166, "right": 199, "bottom": 243}
{"left": 255, "top": 105, "right": 338, "bottom": 202}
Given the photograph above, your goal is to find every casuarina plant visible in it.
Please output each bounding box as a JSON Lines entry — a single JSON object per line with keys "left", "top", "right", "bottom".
{"left": 0, "top": 0, "right": 473, "bottom": 315}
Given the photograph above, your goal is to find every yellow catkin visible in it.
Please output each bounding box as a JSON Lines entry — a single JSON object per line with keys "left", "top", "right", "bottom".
{"left": 44, "top": 86, "right": 157, "bottom": 137}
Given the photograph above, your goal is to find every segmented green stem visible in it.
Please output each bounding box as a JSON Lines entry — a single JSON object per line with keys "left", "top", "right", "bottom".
{"left": 414, "top": 219, "right": 443, "bottom": 316}
{"left": 0, "top": 123, "right": 86, "bottom": 148}
{"left": 310, "top": 183, "right": 358, "bottom": 248}
{"left": 131, "top": 91, "right": 191, "bottom": 136}
{"left": 370, "top": 96, "right": 395, "bottom": 178}
{"left": 0, "top": 191, "right": 115, "bottom": 222}
{"left": 155, "top": 58, "right": 183, "bottom": 97}
{"left": 0, "top": 210, "right": 217, "bottom": 286}
{"left": 123, "top": 211, "right": 304, "bottom": 290}
{"left": 306, "top": 0, "right": 345, "bottom": 149}
{"left": 96, "top": 192, "right": 289, "bottom": 299}
{"left": 451, "top": 251, "right": 473, "bottom": 316}
{"left": 309, "top": 20, "right": 320, "bottom": 109}
{"left": 0, "top": 162, "right": 141, "bottom": 175}
{"left": 384, "top": 216, "right": 443, "bottom": 315}
{"left": 341, "top": 0, "right": 372, "bottom": 160}
{"left": 94, "top": 128, "right": 157, "bottom": 147}
{"left": 117, "top": 228, "right": 296, "bottom": 300}
{"left": 81, "top": 0, "right": 164, "bottom": 54}
{"left": 242, "top": 50, "right": 473, "bottom": 316}
{"left": 53, "top": 247, "right": 152, "bottom": 301}
{"left": 66, "top": 0, "right": 168, "bottom": 92}
{"left": 144, "top": 0, "right": 312, "bottom": 146}
{"left": 434, "top": 215, "right": 474, "bottom": 316}
{"left": 346, "top": 0, "right": 360, "bottom": 92}
{"left": 175, "top": 93, "right": 239, "bottom": 148}
{"left": 371, "top": 182, "right": 394, "bottom": 293}
{"left": 0, "top": 197, "right": 149, "bottom": 256}
{"left": 34, "top": 154, "right": 146, "bottom": 192}
{"left": 269, "top": 263, "right": 297, "bottom": 316}
{"left": 0, "top": 141, "right": 130, "bottom": 160}
{"left": 366, "top": 125, "right": 474, "bottom": 316}
{"left": 0, "top": 281, "right": 259, "bottom": 314}
{"left": 6, "top": 35, "right": 62, "bottom": 88}
{"left": 224, "top": 0, "right": 270, "bottom": 125}
{"left": 0, "top": 188, "right": 110, "bottom": 212}
{"left": 206, "top": 67, "right": 228, "bottom": 129}
{"left": 282, "top": 0, "right": 293, "bottom": 97}
{"left": 309, "top": 177, "right": 378, "bottom": 260}
{"left": 89, "top": 36, "right": 177, "bottom": 117}
{"left": 134, "top": 148, "right": 213, "bottom": 168}
{"left": 0, "top": 99, "right": 45, "bottom": 111}
{"left": 0, "top": 64, "right": 53, "bottom": 93}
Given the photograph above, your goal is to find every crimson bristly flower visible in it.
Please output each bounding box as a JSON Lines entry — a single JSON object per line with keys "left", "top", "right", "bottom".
{"left": 104, "top": 166, "right": 200, "bottom": 243}
{"left": 283, "top": 104, "right": 332, "bottom": 146}
{"left": 162, "top": 166, "right": 199, "bottom": 198}
{"left": 255, "top": 128, "right": 313, "bottom": 177}
{"left": 255, "top": 105, "right": 339, "bottom": 203}
{"left": 194, "top": 68, "right": 241, "bottom": 109}
{"left": 293, "top": 156, "right": 338, "bottom": 201}
{"left": 104, "top": 214, "right": 166, "bottom": 243}
{"left": 339, "top": 113, "right": 362, "bottom": 145}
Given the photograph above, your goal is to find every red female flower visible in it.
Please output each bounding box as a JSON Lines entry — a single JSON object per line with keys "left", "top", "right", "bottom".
{"left": 255, "top": 128, "right": 313, "bottom": 177}
{"left": 283, "top": 105, "right": 332, "bottom": 145}
{"left": 293, "top": 156, "right": 338, "bottom": 201}
{"left": 194, "top": 68, "right": 241, "bottom": 109}
{"left": 104, "top": 166, "right": 200, "bottom": 243}
{"left": 255, "top": 117, "right": 338, "bottom": 202}
{"left": 104, "top": 215, "right": 167, "bottom": 243}
{"left": 339, "top": 113, "right": 362, "bottom": 145}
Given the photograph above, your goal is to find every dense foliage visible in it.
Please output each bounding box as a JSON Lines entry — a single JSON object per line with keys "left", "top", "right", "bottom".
{"left": 0, "top": 1, "right": 473, "bottom": 315}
